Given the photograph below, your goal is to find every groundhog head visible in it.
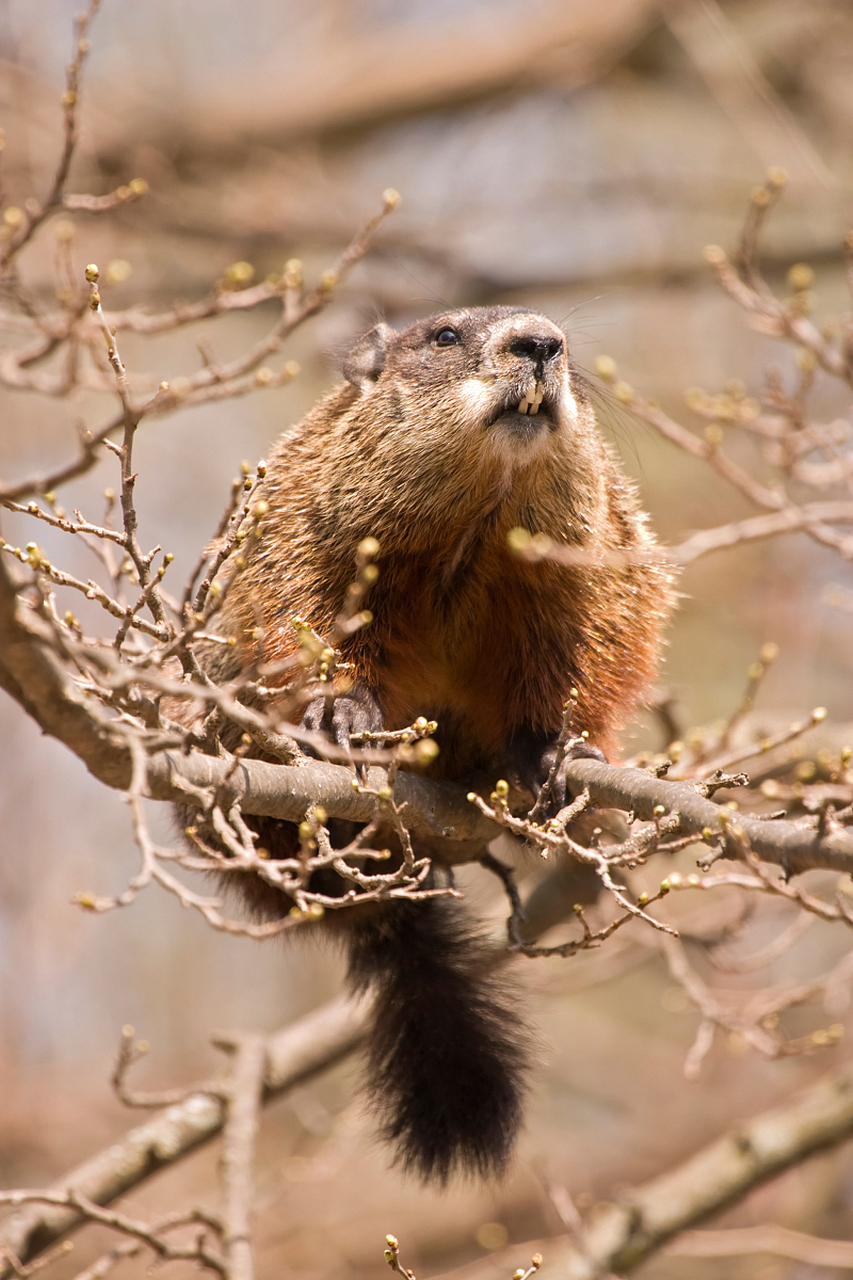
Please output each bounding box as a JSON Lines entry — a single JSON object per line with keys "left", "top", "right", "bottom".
{"left": 341, "top": 306, "right": 587, "bottom": 464}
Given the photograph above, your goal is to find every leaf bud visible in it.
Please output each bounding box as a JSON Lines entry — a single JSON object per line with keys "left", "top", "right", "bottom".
{"left": 787, "top": 262, "right": 814, "bottom": 291}
{"left": 283, "top": 258, "right": 303, "bottom": 288}
{"left": 506, "top": 526, "right": 532, "bottom": 554}
{"left": 105, "top": 259, "right": 132, "bottom": 285}
{"left": 223, "top": 260, "right": 254, "bottom": 288}
{"left": 414, "top": 738, "right": 439, "bottom": 765}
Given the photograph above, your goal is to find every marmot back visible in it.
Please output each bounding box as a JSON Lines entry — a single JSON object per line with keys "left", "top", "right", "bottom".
{"left": 198, "top": 306, "right": 675, "bottom": 1182}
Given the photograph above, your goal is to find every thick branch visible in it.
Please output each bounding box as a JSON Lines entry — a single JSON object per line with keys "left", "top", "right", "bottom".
{"left": 562, "top": 758, "right": 853, "bottom": 877}
{"left": 0, "top": 555, "right": 496, "bottom": 845}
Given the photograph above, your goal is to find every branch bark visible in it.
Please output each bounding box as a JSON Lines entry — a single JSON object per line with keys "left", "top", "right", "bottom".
{"left": 561, "top": 757, "right": 853, "bottom": 877}
{"left": 216, "top": 1035, "right": 268, "bottom": 1280}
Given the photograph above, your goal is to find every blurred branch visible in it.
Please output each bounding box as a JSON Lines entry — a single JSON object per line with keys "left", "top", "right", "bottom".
{"left": 432, "top": 1061, "right": 853, "bottom": 1280}
{"left": 665, "top": 500, "right": 853, "bottom": 564}
{"left": 0, "top": 0, "right": 104, "bottom": 271}
{"left": 660, "top": 929, "right": 849, "bottom": 1076}
{"left": 0, "top": 996, "right": 365, "bottom": 1276}
{"left": 580, "top": 173, "right": 853, "bottom": 579}
{"left": 662, "top": 0, "right": 838, "bottom": 192}
{"left": 215, "top": 1035, "right": 267, "bottom": 1280}
{"left": 0, "top": 192, "right": 400, "bottom": 475}
{"left": 121, "top": 0, "right": 660, "bottom": 155}
{"left": 0, "top": 1199, "right": 225, "bottom": 1279}
{"left": 667, "top": 1223, "right": 853, "bottom": 1268}
{"left": 0, "top": 857, "right": 599, "bottom": 1275}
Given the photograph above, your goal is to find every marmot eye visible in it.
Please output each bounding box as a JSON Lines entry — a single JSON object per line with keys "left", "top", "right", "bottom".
{"left": 433, "top": 327, "right": 460, "bottom": 348}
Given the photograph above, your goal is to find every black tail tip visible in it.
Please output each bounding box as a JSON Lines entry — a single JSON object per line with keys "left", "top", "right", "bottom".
{"left": 349, "top": 897, "right": 531, "bottom": 1184}
{"left": 380, "top": 1059, "right": 525, "bottom": 1185}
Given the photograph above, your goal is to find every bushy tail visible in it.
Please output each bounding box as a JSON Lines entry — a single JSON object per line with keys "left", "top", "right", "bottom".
{"left": 346, "top": 897, "right": 530, "bottom": 1183}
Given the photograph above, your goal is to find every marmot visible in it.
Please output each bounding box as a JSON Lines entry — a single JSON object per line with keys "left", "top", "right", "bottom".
{"left": 195, "top": 306, "right": 674, "bottom": 1182}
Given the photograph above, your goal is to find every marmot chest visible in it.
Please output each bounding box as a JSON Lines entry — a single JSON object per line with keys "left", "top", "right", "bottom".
{"left": 368, "top": 551, "right": 577, "bottom": 766}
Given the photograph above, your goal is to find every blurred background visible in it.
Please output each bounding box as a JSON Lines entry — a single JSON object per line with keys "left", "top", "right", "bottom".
{"left": 2, "top": 1, "right": 853, "bottom": 1277}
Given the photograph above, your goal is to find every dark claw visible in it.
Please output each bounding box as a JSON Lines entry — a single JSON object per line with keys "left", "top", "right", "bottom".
{"left": 300, "top": 679, "right": 384, "bottom": 750}
{"left": 506, "top": 726, "right": 606, "bottom": 820}
{"left": 563, "top": 737, "right": 607, "bottom": 766}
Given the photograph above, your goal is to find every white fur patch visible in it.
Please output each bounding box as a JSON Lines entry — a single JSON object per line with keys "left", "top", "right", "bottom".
{"left": 457, "top": 376, "right": 495, "bottom": 420}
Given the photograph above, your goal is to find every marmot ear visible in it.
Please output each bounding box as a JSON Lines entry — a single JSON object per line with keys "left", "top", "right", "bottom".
{"left": 343, "top": 323, "right": 394, "bottom": 389}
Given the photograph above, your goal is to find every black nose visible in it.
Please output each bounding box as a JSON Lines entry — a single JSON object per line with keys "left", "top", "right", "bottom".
{"left": 508, "top": 334, "right": 563, "bottom": 366}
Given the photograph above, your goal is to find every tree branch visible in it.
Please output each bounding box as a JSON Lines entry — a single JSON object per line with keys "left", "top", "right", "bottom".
{"left": 432, "top": 1063, "right": 853, "bottom": 1280}
{"left": 561, "top": 757, "right": 853, "bottom": 877}
{"left": 0, "top": 997, "right": 366, "bottom": 1274}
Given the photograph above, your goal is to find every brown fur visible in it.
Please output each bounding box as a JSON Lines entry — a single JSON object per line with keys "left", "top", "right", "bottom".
{"left": 215, "top": 306, "right": 673, "bottom": 769}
